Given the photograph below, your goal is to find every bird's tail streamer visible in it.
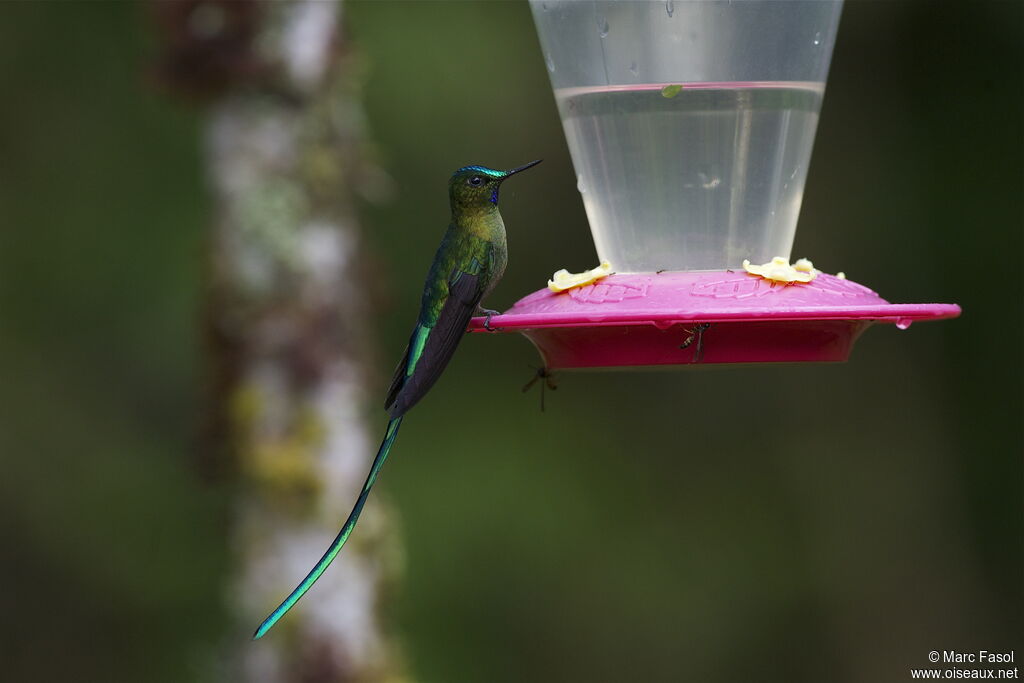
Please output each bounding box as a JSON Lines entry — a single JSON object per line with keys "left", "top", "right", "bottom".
{"left": 252, "top": 416, "right": 404, "bottom": 640}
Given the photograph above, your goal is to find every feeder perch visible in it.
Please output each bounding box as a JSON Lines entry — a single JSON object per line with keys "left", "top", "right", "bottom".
{"left": 468, "top": 0, "right": 959, "bottom": 369}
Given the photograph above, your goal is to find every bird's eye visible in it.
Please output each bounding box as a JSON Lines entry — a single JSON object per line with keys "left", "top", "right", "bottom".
{"left": 468, "top": 176, "right": 484, "bottom": 186}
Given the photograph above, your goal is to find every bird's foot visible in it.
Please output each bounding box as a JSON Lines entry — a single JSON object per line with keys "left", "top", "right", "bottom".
{"left": 478, "top": 307, "right": 501, "bottom": 331}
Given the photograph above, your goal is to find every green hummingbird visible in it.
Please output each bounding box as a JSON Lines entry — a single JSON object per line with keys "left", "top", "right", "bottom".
{"left": 253, "top": 159, "right": 541, "bottom": 639}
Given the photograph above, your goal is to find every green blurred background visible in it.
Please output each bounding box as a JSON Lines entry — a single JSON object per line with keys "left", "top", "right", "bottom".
{"left": 0, "top": 1, "right": 1020, "bottom": 681}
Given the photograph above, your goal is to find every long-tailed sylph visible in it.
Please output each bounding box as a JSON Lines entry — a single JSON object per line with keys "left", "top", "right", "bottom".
{"left": 253, "top": 160, "right": 541, "bottom": 639}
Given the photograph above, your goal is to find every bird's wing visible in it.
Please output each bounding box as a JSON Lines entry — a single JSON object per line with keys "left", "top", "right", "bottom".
{"left": 385, "top": 260, "right": 487, "bottom": 418}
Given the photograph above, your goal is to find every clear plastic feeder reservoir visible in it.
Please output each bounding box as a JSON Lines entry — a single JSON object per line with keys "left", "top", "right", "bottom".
{"left": 534, "top": 0, "right": 842, "bottom": 272}
{"left": 468, "top": 0, "right": 960, "bottom": 368}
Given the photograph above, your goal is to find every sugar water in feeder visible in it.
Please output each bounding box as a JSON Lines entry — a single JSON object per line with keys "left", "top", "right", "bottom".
{"left": 535, "top": 0, "right": 842, "bottom": 272}
{"left": 468, "top": 0, "right": 960, "bottom": 369}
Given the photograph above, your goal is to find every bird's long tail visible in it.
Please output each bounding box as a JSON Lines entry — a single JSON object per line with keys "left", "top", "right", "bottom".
{"left": 252, "top": 416, "right": 404, "bottom": 640}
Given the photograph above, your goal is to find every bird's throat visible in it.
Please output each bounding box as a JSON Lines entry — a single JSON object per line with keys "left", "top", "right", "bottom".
{"left": 452, "top": 204, "right": 505, "bottom": 240}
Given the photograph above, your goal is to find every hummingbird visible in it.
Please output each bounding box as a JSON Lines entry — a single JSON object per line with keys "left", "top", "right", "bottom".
{"left": 253, "top": 159, "right": 542, "bottom": 639}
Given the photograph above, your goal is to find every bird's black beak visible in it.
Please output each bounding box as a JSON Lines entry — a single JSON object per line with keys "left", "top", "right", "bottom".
{"left": 502, "top": 159, "right": 543, "bottom": 179}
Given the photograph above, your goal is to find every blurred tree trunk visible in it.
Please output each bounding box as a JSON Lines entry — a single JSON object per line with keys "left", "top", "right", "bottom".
{"left": 155, "top": 1, "right": 402, "bottom": 681}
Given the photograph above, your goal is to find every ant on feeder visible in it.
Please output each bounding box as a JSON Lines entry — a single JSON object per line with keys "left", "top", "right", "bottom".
{"left": 679, "top": 323, "right": 711, "bottom": 363}
{"left": 522, "top": 365, "right": 558, "bottom": 412}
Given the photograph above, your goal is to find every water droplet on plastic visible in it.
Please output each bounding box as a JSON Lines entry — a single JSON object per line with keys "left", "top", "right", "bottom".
{"left": 666, "top": 0, "right": 675, "bottom": 17}
{"left": 697, "top": 172, "right": 720, "bottom": 189}
{"left": 813, "top": 31, "right": 821, "bottom": 46}
{"left": 629, "top": 61, "right": 638, "bottom": 76}
{"left": 544, "top": 52, "right": 555, "bottom": 73}
{"left": 577, "top": 174, "right": 586, "bottom": 193}
{"left": 598, "top": 16, "right": 609, "bottom": 38}
{"left": 896, "top": 318, "right": 913, "bottom": 330}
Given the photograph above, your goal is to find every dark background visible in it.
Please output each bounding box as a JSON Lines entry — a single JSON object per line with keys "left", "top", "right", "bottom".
{"left": 0, "top": 1, "right": 1020, "bottom": 682}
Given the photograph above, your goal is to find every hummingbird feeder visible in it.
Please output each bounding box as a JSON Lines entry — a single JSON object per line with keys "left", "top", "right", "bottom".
{"left": 467, "top": 0, "right": 960, "bottom": 368}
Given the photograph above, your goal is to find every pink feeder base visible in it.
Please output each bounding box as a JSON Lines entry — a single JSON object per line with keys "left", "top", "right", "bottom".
{"left": 466, "top": 270, "right": 961, "bottom": 369}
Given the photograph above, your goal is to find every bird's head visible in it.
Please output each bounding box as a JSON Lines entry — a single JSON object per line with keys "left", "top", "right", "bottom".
{"left": 449, "top": 160, "right": 542, "bottom": 210}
